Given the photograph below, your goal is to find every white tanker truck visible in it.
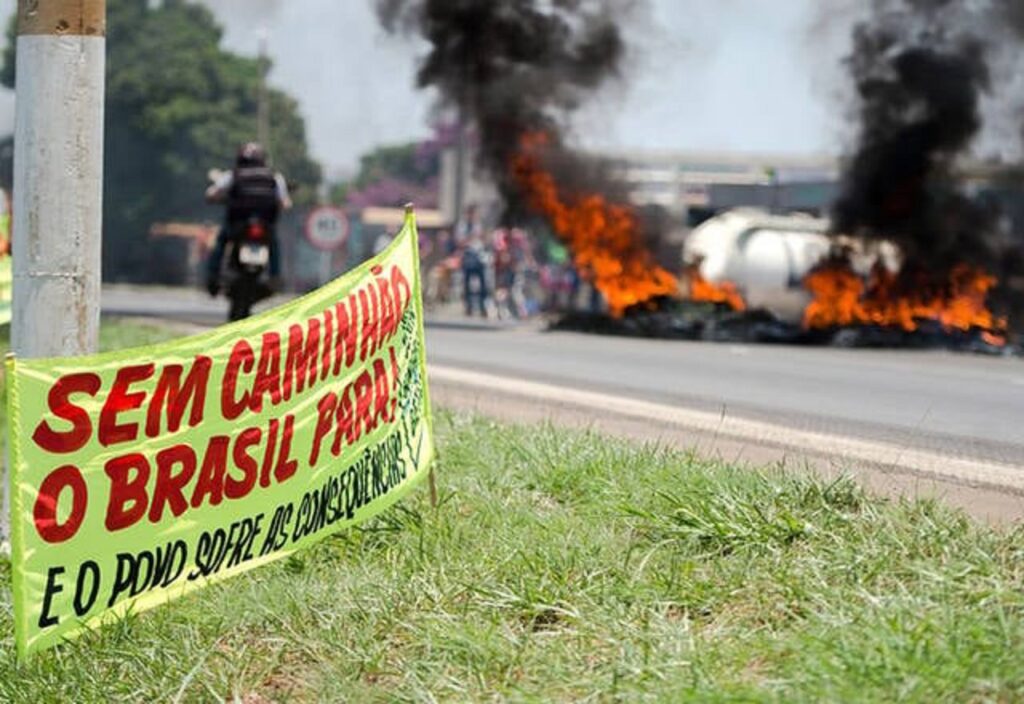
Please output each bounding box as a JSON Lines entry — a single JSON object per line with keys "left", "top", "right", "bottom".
{"left": 683, "top": 208, "right": 900, "bottom": 322}
{"left": 683, "top": 209, "right": 833, "bottom": 322}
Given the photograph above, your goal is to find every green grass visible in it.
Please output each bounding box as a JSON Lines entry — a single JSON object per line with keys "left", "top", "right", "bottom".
{"left": 0, "top": 317, "right": 186, "bottom": 353}
{"left": 1, "top": 321, "right": 1023, "bottom": 701}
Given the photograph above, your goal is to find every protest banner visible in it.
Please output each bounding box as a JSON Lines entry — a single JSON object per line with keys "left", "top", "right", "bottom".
{"left": 7, "top": 211, "right": 434, "bottom": 658}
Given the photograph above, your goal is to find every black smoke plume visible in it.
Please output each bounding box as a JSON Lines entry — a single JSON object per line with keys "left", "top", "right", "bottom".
{"left": 375, "top": 0, "right": 638, "bottom": 214}
{"left": 833, "top": 0, "right": 1002, "bottom": 282}
{"left": 998, "top": 0, "right": 1024, "bottom": 37}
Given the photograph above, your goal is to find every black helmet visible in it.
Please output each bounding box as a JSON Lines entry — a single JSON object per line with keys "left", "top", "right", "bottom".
{"left": 236, "top": 142, "right": 267, "bottom": 168}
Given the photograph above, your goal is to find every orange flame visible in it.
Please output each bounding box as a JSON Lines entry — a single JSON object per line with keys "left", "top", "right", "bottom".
{"left": 511, "top": 133, "right": 678, "bottom": 316}
{"left": 685, "top": 263, "right": 747, "bottom": 312}
{"left": 803, "top": 255, "right": 1007, "bottom": 343}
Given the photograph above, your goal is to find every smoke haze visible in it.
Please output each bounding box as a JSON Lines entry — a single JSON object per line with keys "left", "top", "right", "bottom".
{"left": 375, "top": 0, "right": 635, "bottom": 207}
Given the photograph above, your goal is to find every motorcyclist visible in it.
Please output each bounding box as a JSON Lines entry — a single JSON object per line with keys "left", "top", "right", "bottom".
{"left": 205, "top": 142, "right": 292, "bottom": 297}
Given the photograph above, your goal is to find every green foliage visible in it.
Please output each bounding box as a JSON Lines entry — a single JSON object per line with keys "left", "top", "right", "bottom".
{"left": 1, "top": 0, "right": 322, "bottom": 281}
{"left": 353, "top": 142, "right": 436, "bottom": 190}
{"left": 330, "top": 137, "right": 444, "bottom": 208}
{"left": 327, "top": 179, "right": 351, "bottom": 206}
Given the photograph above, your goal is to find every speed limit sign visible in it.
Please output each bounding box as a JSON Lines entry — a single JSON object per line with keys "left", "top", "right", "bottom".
{"left": 305, "top": 206, "right": 349, "bottom": 251}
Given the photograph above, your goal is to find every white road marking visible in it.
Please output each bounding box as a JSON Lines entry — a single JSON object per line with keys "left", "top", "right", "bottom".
{"left": 429, "top": 364, "right": 1024, "bottom": 492}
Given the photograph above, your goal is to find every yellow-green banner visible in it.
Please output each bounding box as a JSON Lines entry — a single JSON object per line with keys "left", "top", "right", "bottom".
{"left": 7, "top": 212, "right": 434, "bottom": 658}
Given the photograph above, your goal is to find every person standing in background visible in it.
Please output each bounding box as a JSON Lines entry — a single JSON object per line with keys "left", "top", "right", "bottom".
{"left": 456, "top": 204, "right": 489, "bottom": 317}
{"left": 492, "top": 229, "right": 516, "bottom": 319}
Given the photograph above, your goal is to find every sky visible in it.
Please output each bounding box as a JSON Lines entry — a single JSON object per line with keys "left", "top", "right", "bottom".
{"left": 0, "top": 0, "right": 864, "bottom": 177}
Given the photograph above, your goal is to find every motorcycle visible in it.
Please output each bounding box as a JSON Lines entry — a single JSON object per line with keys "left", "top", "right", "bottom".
{"left": 225, "top": 216, "right": 274, "bottom": 321}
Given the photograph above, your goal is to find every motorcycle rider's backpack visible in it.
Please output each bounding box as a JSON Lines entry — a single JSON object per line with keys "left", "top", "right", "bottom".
{"left": 227, "top": 166, "right": 279, "bottom": 231}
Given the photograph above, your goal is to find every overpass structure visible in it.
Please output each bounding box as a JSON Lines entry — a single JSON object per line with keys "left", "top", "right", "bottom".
{"left": 601, "top": 148, "right": 840, "bottom": 220}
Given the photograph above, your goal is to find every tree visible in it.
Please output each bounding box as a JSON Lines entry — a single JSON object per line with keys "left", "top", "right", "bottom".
{"left": 335, "top": 124, "right": 457, "bottom": 210}
{"left": 1, "top": 0, "right": 322, "bottom": 281}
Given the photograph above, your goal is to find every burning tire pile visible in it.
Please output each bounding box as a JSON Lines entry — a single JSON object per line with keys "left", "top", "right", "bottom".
{"left": 550, "top": 300, "right": 1013, "bottom": 355}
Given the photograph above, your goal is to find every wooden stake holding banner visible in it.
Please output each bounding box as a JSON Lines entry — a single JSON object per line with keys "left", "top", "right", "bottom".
{"left": 405, "top": 202, "right": 439, "bottom": 510}
{"left": 429, "top": 467, "right": 439, "bottom": 509}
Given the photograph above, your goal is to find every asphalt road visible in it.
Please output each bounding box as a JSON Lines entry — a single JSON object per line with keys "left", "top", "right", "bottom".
{"left": 426, "top": 322, "right": 1024, "bottom": 466}
{"left": 103, "top": 286, "right": 1024, "bottom": 475}
{"left": 102, "top": 284, "right": 278, "bottom": 326}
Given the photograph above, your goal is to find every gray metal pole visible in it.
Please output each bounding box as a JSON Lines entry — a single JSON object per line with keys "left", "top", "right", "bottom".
{"left": 2, "top": 0, "right": 106, "bottom": 548}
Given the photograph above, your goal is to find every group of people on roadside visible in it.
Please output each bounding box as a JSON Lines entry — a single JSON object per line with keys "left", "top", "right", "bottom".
{"left": 422, "top": 205, "right": 537, "bottom": 319}
{"left": 420, "top": 204, "right": 602, "bottom": 319}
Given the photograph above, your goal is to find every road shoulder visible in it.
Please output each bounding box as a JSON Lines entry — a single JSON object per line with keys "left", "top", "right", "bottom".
{"left": 430, "top": 365, "right": 1024, "bottom": 524}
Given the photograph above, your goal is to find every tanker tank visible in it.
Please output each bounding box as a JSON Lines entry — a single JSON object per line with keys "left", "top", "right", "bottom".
{"left": 683, "top": 208, "right": 832, "bottom": 322}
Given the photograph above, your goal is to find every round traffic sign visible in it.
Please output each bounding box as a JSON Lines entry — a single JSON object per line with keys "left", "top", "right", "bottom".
{"left": 305, "top": 206, "right": 349, "bottom": 251}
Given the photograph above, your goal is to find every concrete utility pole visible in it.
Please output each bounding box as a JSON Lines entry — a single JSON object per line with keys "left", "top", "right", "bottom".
{"left": 2, "top": 0, "right": 106, "bottom": 546}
